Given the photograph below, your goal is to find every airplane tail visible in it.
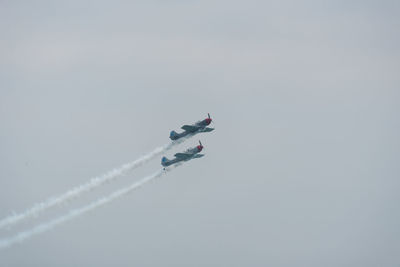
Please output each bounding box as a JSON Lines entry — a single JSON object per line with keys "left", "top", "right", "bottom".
{"left": 169, "top": 131, "right": 179, "bottom": 140}
{"left": 161, "top": 156, "right": 170, "bottom": 167}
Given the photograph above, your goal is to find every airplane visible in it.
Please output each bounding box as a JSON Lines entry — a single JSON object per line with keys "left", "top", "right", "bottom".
{"left": 162, "top": 141, "right": 204, "bottom": 167}
{"left": 169, "top": 113, "right": 214, "bottom": 140}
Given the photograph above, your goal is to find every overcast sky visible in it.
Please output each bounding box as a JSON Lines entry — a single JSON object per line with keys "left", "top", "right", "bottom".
{"left": 1, "top": 1, "right": 399, "bottom": 266}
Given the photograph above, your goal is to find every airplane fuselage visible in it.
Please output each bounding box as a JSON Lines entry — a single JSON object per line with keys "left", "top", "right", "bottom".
{"left": 170, "top": 118, "right": 214, "bottom": 140}
{"left": 161, "top": 154, "right": 204, "bottom": 167}
{"left": 161, "top": 143, "right": 204, "bottom": 167}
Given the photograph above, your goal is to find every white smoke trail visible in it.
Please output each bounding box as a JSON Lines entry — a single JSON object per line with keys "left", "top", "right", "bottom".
{"left": 0, "top": 137, "right": 190, "bottom": 230}
{"left": 0, "top": 167, "right": 177, "bottom": 250}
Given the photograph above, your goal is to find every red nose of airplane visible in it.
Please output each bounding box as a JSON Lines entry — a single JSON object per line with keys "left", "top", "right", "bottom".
{"left": 205, "top": 118, "right": 212, "bottom": 125}
{"left": 197, "top": 145, "right": 203, "bottom": 152}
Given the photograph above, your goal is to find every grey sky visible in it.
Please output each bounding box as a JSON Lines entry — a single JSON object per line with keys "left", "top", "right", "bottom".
{"left": 1, "top": 1, "right": 399, "bottom": 266}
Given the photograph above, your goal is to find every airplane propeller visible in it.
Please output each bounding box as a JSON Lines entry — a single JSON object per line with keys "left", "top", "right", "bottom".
{"left": 197, "top": 140, "right": 204, "bottom": 152}
{"left": 207, "top": 113, "right": 214, "bottom": 124}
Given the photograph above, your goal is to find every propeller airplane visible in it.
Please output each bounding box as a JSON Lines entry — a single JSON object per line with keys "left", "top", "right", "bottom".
{"left": 161, "top": 141, "right": 205, "bottom": 167}
{"left": 169, "top": 113, "right": 214, "bottom": 140}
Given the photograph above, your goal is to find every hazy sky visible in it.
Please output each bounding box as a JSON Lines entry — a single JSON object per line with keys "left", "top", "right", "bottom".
{"left": 1, "top": 1, "right": 399, "bottom": 266}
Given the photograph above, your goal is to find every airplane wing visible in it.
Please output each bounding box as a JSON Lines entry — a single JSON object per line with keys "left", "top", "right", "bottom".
{"left": 200, "top": 127, "right": 214, "bottom": 133}
{"left": 181, "top": 125, "right": 200, "bottom": 132}
{"left": 192, "top": 154, "right": 204, "bottom": 158}
{"left": 174, "top": 152, "right": 191, "bottom": 159}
